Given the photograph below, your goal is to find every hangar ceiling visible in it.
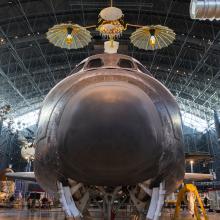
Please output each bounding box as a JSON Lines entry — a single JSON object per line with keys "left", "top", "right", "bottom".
{"left": 0, "top": 0, "right": 220, "bottom": 129}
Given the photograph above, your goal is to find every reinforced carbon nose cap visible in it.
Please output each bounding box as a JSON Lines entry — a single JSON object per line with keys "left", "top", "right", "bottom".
{"left": 58, "top": 82, "right": 162, "bottom": 185}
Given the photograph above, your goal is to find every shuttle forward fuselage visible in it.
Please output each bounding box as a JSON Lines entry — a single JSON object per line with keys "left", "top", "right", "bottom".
{"left": 34, "top": 53, "right": 185, "bottom": 194}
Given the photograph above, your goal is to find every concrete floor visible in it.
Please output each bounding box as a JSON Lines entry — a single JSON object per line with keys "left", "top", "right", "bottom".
{"left": 0, "top": 209, "right": 65, "bottom": 220}
{"left": 0, "top": 208, "right": 220, "bottom": 220}
{"left": 160, "top": 210, "right": 220, "bottom": 220}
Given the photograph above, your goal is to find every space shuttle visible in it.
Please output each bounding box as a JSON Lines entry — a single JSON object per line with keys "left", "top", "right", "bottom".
{"left": 6, "top": 53, "right": 213, "bottom": 220}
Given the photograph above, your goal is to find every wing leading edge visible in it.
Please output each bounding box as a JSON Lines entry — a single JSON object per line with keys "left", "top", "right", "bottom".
{"left": 5, "top": 172, "right": 36, "bottom": 182}
{"left": 184, "top": 173, "right": 213, "bottom": 181}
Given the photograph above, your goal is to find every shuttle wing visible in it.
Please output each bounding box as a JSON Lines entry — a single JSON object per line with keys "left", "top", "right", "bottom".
{"left": 5, "top": 172, "right": 213, "bottom": 184}
{"left": 5, "top": 172, "right": 36, "bottom": 182}
{"left": 184, "top": 172, "right": 213, "bottom": 181}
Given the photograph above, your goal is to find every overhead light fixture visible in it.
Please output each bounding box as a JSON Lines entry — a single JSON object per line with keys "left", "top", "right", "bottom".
{"left": 149, "top": 29, "right": 156, "bottom": 47}
{"left": 0, "top": 37, "right": 5, "bottom": 45}
{"left": 97, "top": 5, "right": 126, "bottom": 39}
{"left": 46, "top": 0, "right": 175, "bottom": 51}
{"left": 130, "top": 25, "right": 175, "bottom": 51}
{"left": 149, "top": 35, "right": 156, "bottom": 46}
{"left": 99, "top": 6, "right": 123, "bottom": 21}
{"left": 190, "top": 160, "right": 194, "bottom": 164}
{"left": 46, "top": 23, "right": 92, "bottom": 50}
{"left": 66, "top": 27, "right": 73, "bottom": 45}
{"left": 190, "top": 160, "right": 194, "bottom": 173}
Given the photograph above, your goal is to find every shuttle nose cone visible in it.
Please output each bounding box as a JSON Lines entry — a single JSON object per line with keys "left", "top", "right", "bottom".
{"left": 58, "top": 82, "right": 162, "bottom": 186}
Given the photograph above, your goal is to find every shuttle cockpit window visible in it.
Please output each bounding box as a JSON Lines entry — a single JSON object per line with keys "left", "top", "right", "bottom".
{"left": 118, "top": 59, "right": 134, "bottom": 69}
{"left": 72, "top": 62, "right": 85, "bottom": 74}
{"left": 136, "top": 63, "right": 148, "bottom": 73}
{"left": 87, "top": 58, "right": 104, "bottom": 68}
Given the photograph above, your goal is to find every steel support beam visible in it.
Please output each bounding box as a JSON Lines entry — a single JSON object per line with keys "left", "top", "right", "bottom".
{"left": 0, "top": 67, "right": 30, "bottom": 107}
{"left": 0, "top": 27, "right": 44, "bottom": 98}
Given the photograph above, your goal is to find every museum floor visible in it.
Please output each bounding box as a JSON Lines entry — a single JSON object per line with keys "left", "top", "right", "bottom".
{"left": 0, "top": 208, "right": 220, "bottom": 220}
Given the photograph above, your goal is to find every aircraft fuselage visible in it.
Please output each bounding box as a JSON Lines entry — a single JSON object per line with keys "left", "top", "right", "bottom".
{"left": 34, "top": 54, "right": 185, "bottom": 194}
